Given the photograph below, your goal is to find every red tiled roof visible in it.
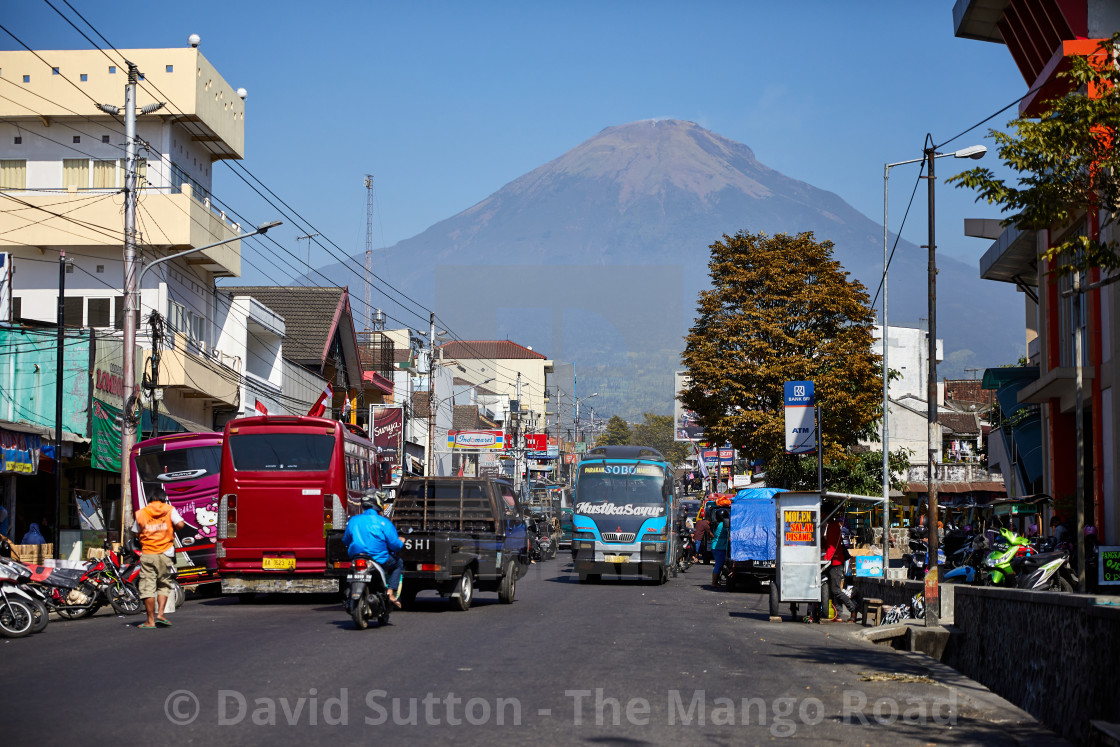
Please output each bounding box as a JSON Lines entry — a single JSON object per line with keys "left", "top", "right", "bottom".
{"left": 438, "top": 340, "right": 545, "bottom": 360}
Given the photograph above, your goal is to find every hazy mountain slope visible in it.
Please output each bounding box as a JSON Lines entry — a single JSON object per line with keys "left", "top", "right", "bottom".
{"left": 316, "top": 120, "right": 1022, "bottom": 420}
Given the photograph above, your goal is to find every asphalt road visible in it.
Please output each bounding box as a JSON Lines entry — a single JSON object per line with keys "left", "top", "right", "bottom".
{"left": 1, "top": 558, "right": 1063, "bottom": 746}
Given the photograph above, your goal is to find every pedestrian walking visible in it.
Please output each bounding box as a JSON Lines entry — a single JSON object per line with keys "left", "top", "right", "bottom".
{"left": 709, "top": 507, "right": 730, "bottom": 587}
{"left": 823, "top": 512, "right": 858, "bottom": 622}
{"left": 132, "top": 488, "right": 185, "bottom": 629}
{"left": 692, "top": 515, "right": 712, "bottom": 564}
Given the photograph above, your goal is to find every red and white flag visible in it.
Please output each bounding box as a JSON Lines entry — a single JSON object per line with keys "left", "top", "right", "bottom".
{"left": 254, "top": 400, "right": 269, "bottom": 416}
{"left": 307, "top": 383, "right": 333, "bottom": 417}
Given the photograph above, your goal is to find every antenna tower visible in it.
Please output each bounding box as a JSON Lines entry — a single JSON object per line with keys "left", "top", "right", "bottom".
{"left": 364, "top": 174, "right": 374, "bottom": 332}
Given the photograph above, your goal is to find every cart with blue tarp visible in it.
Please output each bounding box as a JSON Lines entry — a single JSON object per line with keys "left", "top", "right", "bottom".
{"left": 726, "top": 487, "right": 785, "bottom": 592}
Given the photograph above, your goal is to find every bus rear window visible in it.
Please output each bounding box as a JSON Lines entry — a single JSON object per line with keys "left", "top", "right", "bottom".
{"left": 228, "top": 434, "right": 335, "bottom": 471}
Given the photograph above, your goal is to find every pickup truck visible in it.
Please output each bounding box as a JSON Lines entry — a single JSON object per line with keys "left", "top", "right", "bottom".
{"left": 390, "top": 476, "right": 528, "bottom": 610}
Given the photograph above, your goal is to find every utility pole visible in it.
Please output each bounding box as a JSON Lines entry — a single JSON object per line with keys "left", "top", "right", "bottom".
{"left": 364, "top": 175, "right": 374, "bottom": 331}
{"left": 426, "top": 312, "right": 435, "bottom": 476}
{"left": 118, "top": 63, "right": 140, "bottom": 540}
{"left": 516, "top": 372, "right": 522, "bottom": 493}
{"left": 924, "top": 139, "right": 941, "bottom": 627}
{"left": 54, "top": 251, "right": 65, "bottom": 552}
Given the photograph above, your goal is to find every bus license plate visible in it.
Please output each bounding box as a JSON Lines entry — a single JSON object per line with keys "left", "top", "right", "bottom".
{"left": 262, "top": 557, "right": 295, "bottom": 570}
{"left": 605, "top": 554, "right": 629, "bottom": 563}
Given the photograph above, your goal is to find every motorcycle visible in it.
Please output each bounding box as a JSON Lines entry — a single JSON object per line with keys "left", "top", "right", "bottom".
{"left": 943, "top": 534, "right": 990, "bottom": 585}
{"left": 1012, "top": 547, "right": 1075, "bottom": 591}
{"left": 528, "top": 514, "right": 554, "bottom": 561}
{"left": 674, "top": 526, "right": 694, "bottom": 573}
{"left": 343, "top": 554, "right": 393, "bottom": 630}
{"left": 902, "top": 527, "right": 944, "bottom": 580}
{"left": 983, "top": 527, "right": 1035, "bottom": 586}
{"left": 0, "top": 561, "right": 42, "bottom": 638}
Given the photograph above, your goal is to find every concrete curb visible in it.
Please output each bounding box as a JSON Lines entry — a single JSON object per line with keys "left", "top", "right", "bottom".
{"left": 846, "top": 625, "right": 1070, "bottom": 745}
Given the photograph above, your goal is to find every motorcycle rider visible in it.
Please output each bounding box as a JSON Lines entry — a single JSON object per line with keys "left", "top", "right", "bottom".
{"left": 342, "top": 491, "right": 405, "bottom": 608}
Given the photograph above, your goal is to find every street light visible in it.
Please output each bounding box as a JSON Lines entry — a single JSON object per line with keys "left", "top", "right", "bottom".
{"left": 920, "top": 138, "right": 986, "bottom": 627}
{"left": 575, "top": 393, "right": 598, "bottom": 441}
{"left": 881, "top": 144, "right": 985, "bottom": 595}
{"left": 120, "top": 219, "right": 281, "bottom": 536}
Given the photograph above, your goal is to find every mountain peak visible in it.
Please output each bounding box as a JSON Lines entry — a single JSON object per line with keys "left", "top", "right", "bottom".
{"left": 504, "top": 119, "right": 772, "bottom": 208}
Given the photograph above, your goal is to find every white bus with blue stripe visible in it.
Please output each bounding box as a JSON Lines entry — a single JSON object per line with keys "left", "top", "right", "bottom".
{"left": 571, "top": 445, "right": 675, "bottom": 584}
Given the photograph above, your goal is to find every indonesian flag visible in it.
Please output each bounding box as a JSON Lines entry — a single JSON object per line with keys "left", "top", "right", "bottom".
{"left": 254, "top": 400, "right": 269, "bottom": 416}
{"left": 307, "top": 383, "right": 333, "bottom": 417}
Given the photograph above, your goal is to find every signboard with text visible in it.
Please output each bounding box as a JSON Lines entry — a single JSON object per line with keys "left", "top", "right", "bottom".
{"left": 446, "top": 430, "right": 506, "bottom": 450}
{"left": 784, "top": 381, "right": 816, "bottom": 455}
{"left": 776, "top": 491, "right": 821, "bottom": 602}
{"left": 1101, "top": 546, "right": 1120, "bottom": 586}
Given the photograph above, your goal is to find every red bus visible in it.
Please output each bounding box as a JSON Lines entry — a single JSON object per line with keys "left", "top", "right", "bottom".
{"left": 130, "top": 432, "right": 223, "bottom": 587}
{"left": 216, "top": 415, "right": 380, "bottom": 597}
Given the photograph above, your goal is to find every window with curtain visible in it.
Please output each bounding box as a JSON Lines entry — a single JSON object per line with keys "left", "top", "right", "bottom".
{"left": 0, "top": 160, "right": 26, "bottom": 189}
{"left": 95, "top": 160, "right": 119, "bottom": 189}
{"left": 92, "top": 160, "right": 117, "bottom": 189}
{"left": 63, "top": 159, "right": 89, "bottom": 189}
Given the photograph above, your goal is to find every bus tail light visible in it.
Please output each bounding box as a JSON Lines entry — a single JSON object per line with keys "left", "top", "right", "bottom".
{"left": 323, "top": 494, "right": 345, "bottom": 536}
{"left": 219, "top": 494, "right": 237, "bottom": 539}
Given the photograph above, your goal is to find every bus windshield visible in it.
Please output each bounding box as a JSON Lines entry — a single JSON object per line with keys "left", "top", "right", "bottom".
{"left": 228, "top": 433, "right": 335, "bottom": 471}
{"left": 576, "top": 463, "right": 666, "bottom": 514}
{"left": 134, "top": 445, "right": 221, "bottom": 486}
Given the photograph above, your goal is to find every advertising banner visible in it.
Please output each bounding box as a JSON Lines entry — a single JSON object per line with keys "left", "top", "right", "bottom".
{"left": 784, "top": 381, "right": 816, "bottom": 455}
{"left": 447, "top": 430, "right": 506, "bottom": 450}
{"left": 91, "top": 398, "right": 122, "bottom": 472}
{"left": 674, "top": 371, "right": 705, "bottom": 442}
{"left": 0, "top": 428, "right": 40, "bottom": 474}
{"left": 371, "top": 405, "right": 404, "bottom": 486}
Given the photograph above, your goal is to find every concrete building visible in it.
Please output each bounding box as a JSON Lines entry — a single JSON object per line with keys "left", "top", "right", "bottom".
{"left": 955, "top": 0, "right": 1120, "bottom": 542}
{"left": 0, "top": 45, "right": 256, "bottom": 542}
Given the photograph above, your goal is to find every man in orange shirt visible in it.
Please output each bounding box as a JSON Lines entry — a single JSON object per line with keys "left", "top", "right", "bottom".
{"left": 132, "top": 489, "right": 185, "bottom": 629}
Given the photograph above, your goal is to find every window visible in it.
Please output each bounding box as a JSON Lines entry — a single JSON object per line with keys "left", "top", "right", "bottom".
{"left": 166, "top": 65, "right": 173, "bottom": 73}
{"left": 101, "top": 135, "right": 109, "bottom": 143}
{"left": 12, "top": 297, "right": 21, "bottom": 320}
{"left": 13, "top": 137, "right": 20, "bottom": 144}
{"left": 73, "top": 136, "right": 80, "bottom": 144}
{"left": 22, "top": 75, "right": 29, "bottom": 83}
{"left": 87, "top": 298, "right": 110, "bottom": 327}
{"left": 0, "top": 160, "right": 26, "bottom": 190}
{"left": 108, "top": 66, "right": 115, "bottom": 74}
{"left": 92, "top": 160, "right": 117, "bottom": 189}
{"left": 96, "top": 265, "right": 104, "bottom": 273}
{"left": 63, "top": 297, "right": 83, "bottom": 326}
{"left": 63, "top": 159, "right": 89, "bottom": 189}
{"left": 228, "top": 434, "right": 335, "bottom": 471}
{"left": 114, "top": 296, "right": 124, "bottom": 330}
{"left": 169, "top": 299, "right": 205, "bottom": 344}
{"left": 80, "top": 74, "right": 88, "bottom": 82}
{"left": 52, "top": 67, "right": 59, "bottom": 75}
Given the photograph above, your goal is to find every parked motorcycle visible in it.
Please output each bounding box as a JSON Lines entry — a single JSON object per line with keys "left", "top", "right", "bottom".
{"left": 344, "top": 554, "right": 393, "bottom": 630}
{"left": 943, "top": 534, "right": 990, "bottom": 585}
{"left": 902, "top": 527, "right": 944, "bottom": 580}
{"left": 1011, "top": 548, "right": 1076, "bottom": 591}
{"left": 983, "top": 527, "right": 1035, "bottom": 586}
{"left": 0, "top": 558, "right": 48, "bottom": 634}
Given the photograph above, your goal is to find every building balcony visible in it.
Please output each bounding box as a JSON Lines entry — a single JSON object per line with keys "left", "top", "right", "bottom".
{"left": 0, "top": 185, "right": 240, "bottom": 277}
{"left": 971, "top": 218, "right": 1037, "bottom": 289}
{"left": 147, "top": 331, "right": 241, "bottom": 408}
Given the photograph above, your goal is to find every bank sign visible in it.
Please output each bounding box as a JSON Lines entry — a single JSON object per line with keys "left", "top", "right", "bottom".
{"left": 447, "top": 430, "right": 506, "bottom": 450}
{"left": 784, "top": 381, "right": 816, "bottom": 455}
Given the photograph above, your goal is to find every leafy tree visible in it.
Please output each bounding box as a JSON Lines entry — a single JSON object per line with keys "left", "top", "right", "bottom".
{"left": 767, "top": 449, "right": 910, "bottom": 494}
{"left": 629, "top": 412, "right": 691, "bottom": 466}
{"left": 950, "top": 33, "right": 1120, "bottom": 272}
{"left": 596, "top": 415, "right": 632, "bottom": 446}
{"left": 679, "top": 230, "right": 881, "bottom": 475}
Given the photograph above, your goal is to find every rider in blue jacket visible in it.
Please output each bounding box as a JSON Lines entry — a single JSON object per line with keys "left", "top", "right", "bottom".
{"left": 343, "top": 491, "right": 405, "bottom": 606}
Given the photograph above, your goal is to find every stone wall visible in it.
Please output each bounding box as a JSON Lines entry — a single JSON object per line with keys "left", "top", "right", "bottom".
{"left": 945, "top": 587, "right": 1120, "bottom": 744}
{"left": 853, "top": 577, "right": 955, "bottom": 622}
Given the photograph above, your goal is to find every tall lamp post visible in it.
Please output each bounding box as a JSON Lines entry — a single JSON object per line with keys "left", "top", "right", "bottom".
{"left": 918, "top": 138, "right": 986, "bottom": 627}
{"left": 119, "top": 220, "right": 281, "bottom": 538}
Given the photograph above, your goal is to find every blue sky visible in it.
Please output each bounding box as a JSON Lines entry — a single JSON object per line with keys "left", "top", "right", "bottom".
{"left": 5, "top": 1, "right": 1026, "bottom": 291}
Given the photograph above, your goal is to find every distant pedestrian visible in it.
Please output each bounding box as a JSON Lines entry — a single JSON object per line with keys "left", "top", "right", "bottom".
{"left": 20, "top": 522, "right": 46, "bottom": 545}
{"left": 132, "top": 488, "right": 185, "bottom": 629}
{"left": 692, "top": 516, "right": 712, "bottom": 564}
{"left": 709, "top": 507, "right": 730, "bottom": 587}
{"left": 823, "top": 514, "right": 858, "bottom": 622}
{"left": 1050, "top": 516, "right": 1069, "bottom": 545}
